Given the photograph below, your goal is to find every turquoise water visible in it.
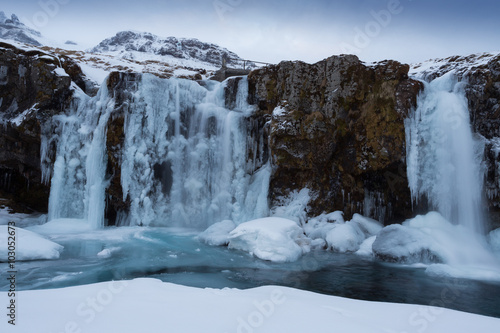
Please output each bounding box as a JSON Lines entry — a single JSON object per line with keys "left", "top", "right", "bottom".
{"left": 1, "top": 227, "right": 499, "bottom": 318}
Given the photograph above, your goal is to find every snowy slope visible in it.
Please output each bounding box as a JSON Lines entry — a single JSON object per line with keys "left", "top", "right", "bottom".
{"left": 90, "top": 30, "right": 246, "bottom": 70}
{"left": 1, "top": 278, "right": 498, "bottom": 333}
{"left": 0, "top": 13, "right": 250, "bottom": 85}
{"left": 0, "top": 11, "right": 42, "bottom": 46}
{"left": 410, "top": 52, "right": 500, "bottom": 80}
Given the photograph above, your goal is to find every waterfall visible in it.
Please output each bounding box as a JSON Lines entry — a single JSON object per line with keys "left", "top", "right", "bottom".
{"left": 42, "top": 84, "right": 113, "bottom": 228}
{"left": 405, "top": 72, "right": 486, "bottom": 234}
{"left": 42, "top": 75, "right": 270, "bottom": 229}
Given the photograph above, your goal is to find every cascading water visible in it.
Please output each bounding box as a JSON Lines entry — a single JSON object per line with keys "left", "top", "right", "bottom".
{"left": 42, "top": 75, "right": 270, "bottom": 229}
{"left": 42, "top": 84, "right": 114, "bottom": 229}
{"left": 405, "top": 72, "right": 500, "bottom": 268}
{"left": 120, "top": 75, "right": 270, "bottom": 228}
{"left": 406, "top": 72, "right": 486, "bottom": 234}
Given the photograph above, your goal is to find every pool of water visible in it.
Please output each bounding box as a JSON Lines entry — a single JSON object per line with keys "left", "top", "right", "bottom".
{"left": 1, "top": 227, "right": 500, "bottom": 318}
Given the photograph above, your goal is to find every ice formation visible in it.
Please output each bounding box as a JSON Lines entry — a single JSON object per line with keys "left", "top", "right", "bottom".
{"left": 42, "top": 76, "right": 270, "bottom": 229}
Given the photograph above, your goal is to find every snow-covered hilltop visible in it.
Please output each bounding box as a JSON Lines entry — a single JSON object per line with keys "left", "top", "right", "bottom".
{"left": 0, "top": 11, "right": 42, "bottom": 46}
{"left": 0, "top": 12, "right": 249, "bottom": 84}
{"left": 410, "top": 51, "right": 500, "bottom": 80}
{"left": 90, "top": 30, "right": 243, "bottom": 70}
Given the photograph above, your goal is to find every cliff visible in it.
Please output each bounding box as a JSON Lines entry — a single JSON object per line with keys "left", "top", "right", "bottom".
{"left": 248, "top": 56, "right": 422, "bottom": 223}
{"left": 0, "top": 42, "right": 87, "bottom": 212}
{"left": 1, "top": 41, "right": 499, "bottom": 228}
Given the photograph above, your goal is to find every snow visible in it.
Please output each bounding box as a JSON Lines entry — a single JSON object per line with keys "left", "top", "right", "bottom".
{"left": 1, "top": 278, "right": 499, "bottom": 333}
{"left": 228, "top": 217, "right": 309, "bottom": 262}
{"left": 372, "top": 223, "right": 437, "bottom": 263}
{"left": 76, "top": 62, "right": 109, "bottom": 84}
{"left": 303, "top": 212, "right": 382, "bottom": 253}
{"left": 197, "top": 220, "right": 236, "bottom": 246}
{"left": 325, "top": 223, "right": 365, "bottom": 252}
{"left": 356, "top": 235, "right": 376, "bottom": 256}
{"left": 27, "top": 218, "right": 94, "bottom": 234}
{"left": 9, "top": 107, "right": 35, "bottom": 126}
{"left": 54, "top": 67, "right": 69, "bottom": 77}
{"left": 372, "top": 212, "right": 500, "bottom": 281}
{"left": 271, "top": 188, "right": 312, "bottom": 225}
{"left": 0, "top": 225, "right": 63, "bottom": 261}
{"left": 272, "top": 105, "right": 287, "bottom": 117}
{"left": 410, "top": 52, "right": 499, "bottom": 80}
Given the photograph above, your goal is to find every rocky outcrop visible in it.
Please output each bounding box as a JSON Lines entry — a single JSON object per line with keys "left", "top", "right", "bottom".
{"left": 248, "top": 55, "right": 423, "bottom": 224}
{"left": 464, "top": 55, "right": 500, "bottom": 228}
{"left": 0, "top": 43, "right": 75, "bottom": 212}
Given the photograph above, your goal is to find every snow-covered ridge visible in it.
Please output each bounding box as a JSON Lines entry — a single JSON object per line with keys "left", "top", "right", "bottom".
{"left": 89, "top": 30, "right": 243, "bottom": 70}
{"left": 0, "top": 11, "right": 42, "bottom": 46}
{"left": 410, "top": 51, "right": 500, "bottom": 80}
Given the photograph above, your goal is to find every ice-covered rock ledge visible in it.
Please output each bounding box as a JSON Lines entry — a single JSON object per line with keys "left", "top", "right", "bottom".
{"left": 0, "top": 278, "right": 498, "bottom": 333}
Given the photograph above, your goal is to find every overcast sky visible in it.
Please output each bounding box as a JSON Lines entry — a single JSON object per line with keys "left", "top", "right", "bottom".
{"left": 2, "top": 0, "right": 500, "bottom": 64}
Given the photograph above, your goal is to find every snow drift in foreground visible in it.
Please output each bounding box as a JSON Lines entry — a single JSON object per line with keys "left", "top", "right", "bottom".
{"left": 1, "top": 278, "right": 498, "bottom": 333}
{"left": 0, "top": 225, "right": 63, "bottom": 261}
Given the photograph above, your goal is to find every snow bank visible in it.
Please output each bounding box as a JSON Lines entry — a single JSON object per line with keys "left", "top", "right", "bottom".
{"left": 356, "top": 236, "right": 376, "bottom": 257}
{"left": 373, "top": 212, "right": 499, "bottom": 265}
{"left": 1, "top": 278, "right": 498, "bottom": 333}
{"left": 372, "top": 224, "right": 439, "bottom": 263}
{"left": 197, "top": 220, "right": 236, "bottom": 246}
{"left": 372, "top": 212, "right": 500, "bottom": 281}
{"left": 0, "top": 226, "right": 63, "bottom": 261}
{"left": 228, "top": 217, "right": 308, "bottom": 262}
{"left": 304, "top": 212, "right": 382, "bottom": 253}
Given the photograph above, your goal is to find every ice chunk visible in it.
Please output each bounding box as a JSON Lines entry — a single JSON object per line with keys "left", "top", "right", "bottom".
{"left": 350, "top": 213, "right": 383, "bottom": 237}
{"left": 325, "top": 223, "right": 365, "bottom": 253}
{"left": 372, "top": 224, "right": 441, "bottom": 264}
{"left": 0, "top": 226, "right": 63, "bottom": 261}
{"left": 356, "top": 236, "right": 376, "bottom": 257}
{"left": 228, "top": 217, "right": 307, "bottom": 262}
{"left": 305, "top": 212, "right": 381, "bottom": 253}
{"left": 271, "top": 188, "right": 311, "bottom": 225}
{"left": 197, "top": 220, "right": 236, "bottom": 246}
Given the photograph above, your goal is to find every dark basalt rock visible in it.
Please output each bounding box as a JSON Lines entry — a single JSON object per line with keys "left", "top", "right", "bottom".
{"left": 0, "top": 43, "right": 75, "bottom": 212}
{"left": 248, "top": 55, "right": 423, "bottom": 224}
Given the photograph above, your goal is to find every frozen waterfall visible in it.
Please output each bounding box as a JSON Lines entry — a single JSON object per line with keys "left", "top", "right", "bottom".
{"left": 41, "top": 75, "right": 270, "bottom": 229}
{"left": 406, "top": 72, "right": 486, "bottom": 234}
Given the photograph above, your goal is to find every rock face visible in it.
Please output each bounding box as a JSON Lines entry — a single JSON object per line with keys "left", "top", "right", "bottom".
{"left": 1, "top": 40, "right": 498, "bottom": 229}
{"left": 464, "top": 56, "right": 500, "bottom": 228}
{"left": 0, "top": 43, "right": 73, "bottom": 211}
{"left": 248, "top": 56, "right": 423, "bottom": 224}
